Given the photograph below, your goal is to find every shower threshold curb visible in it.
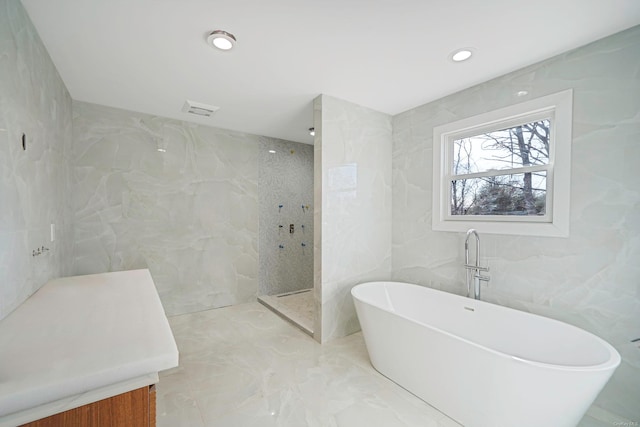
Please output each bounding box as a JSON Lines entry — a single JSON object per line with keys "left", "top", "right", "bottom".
{"left": 257, "top": 291, "right": 313, "bottom": 337}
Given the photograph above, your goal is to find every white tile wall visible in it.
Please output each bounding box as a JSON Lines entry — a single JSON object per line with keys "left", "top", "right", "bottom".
{"left": 72, "top": 102, "right": 260, "bottom": 316}
{"left": 0, "top": 0, "right": 74, "bottom": 320}
{"left": 315, "top": 95, "right": 393, "bottom": 342}
{"left": 392, "top": 26, "right": 640, "bottom": 422}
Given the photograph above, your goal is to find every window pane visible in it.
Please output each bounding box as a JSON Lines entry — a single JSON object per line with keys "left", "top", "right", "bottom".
{"left": 452, "top": 119, "right": 550, "bottom": 175}
{"left": 450, "top": 172, "right": 547, "bottom": 216}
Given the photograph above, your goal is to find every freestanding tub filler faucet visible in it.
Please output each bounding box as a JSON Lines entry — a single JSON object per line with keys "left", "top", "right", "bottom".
{"left": 464, "top": 229, "right": 490, "bottom": 300}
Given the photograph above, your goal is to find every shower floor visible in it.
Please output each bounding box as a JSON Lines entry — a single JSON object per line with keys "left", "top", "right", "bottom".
{"left": 258, "top": 289, "right": 314, "bottom": 336}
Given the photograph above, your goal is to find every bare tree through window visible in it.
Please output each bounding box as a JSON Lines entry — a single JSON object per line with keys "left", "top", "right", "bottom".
{"left": 451, "top": 120, "right": 550, "bottom": 216}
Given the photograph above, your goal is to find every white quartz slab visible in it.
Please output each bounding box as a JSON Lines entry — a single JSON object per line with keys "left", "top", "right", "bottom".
{"left": 0, "top": 269, "right": 179, "bottom": 419}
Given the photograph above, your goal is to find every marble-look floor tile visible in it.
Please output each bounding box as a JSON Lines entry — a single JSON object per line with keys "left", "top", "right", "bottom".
{"left": 157, "top": 302, "right": 460, "bottom": 427}
{"left": 155, "top": 371, "right": 204, "bottom": 427}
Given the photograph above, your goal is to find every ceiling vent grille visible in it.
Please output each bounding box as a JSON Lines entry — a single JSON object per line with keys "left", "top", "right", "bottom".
{"left": 182, "top": 100, "right": 220, "bottom": 117}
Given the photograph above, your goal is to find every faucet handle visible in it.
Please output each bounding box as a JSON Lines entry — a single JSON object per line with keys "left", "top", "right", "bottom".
{"left": 464, "top": 264, "right": 489, "bottom": 272}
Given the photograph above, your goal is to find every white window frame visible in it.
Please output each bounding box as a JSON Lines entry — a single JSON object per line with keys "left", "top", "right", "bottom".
{"left": 432, "top": 90, "right": 573, "bottom": 237}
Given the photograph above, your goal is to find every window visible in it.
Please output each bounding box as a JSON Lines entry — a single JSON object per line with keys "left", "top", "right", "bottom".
{"left": 432, "top": 90, "right": 572, "bottom": 237}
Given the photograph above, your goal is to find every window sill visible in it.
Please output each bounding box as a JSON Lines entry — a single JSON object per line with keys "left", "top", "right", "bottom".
{"left": 432, "top": 217, "right": 569, "bottom": 237}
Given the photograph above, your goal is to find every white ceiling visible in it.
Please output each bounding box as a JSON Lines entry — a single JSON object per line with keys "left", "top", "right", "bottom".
{"left": 21, "top": 0, "right": 640, "bottom": 144}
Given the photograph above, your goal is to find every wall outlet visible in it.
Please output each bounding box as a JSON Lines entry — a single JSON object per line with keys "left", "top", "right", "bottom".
{"left": 50, "top": 223, "right": 55, "bottom": 242}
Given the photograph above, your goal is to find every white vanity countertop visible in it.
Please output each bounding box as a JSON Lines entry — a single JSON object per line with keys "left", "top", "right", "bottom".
{"left": 0, "top": 269, "right": 179, "bottom": 420}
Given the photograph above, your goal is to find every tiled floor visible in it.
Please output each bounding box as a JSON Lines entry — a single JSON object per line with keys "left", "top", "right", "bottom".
{"left": 258, "top": 289, "right": 314, "bottom": 335}
{"left": 157, "top": 302, "right": 461, "bottom": 427}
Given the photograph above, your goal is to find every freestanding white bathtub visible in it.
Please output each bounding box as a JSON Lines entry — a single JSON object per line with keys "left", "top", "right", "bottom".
{"left": 351, "top": 281, "right": 620, "bottom": 427}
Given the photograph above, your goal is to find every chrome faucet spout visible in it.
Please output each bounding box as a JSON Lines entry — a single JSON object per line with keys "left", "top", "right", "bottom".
{"left": 465, "top": 228, "right": 480, "bottom": 265}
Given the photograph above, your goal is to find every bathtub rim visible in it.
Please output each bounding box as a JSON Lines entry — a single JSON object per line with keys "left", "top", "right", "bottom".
{"left": 352, "top": 281, "right": 621, "bottom": 373}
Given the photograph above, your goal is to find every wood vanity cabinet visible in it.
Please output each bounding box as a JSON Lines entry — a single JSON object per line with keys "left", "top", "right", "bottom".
{"left": 20, "top": 385, "right": 156, "bottom": 427}
{"left": 1, "top": 270, "right": 177, "bottom": 426}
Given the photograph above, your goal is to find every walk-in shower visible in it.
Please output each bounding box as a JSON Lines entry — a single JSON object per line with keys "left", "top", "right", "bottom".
{"left": 257, "top": 138, "right": 314, "bottom": 334}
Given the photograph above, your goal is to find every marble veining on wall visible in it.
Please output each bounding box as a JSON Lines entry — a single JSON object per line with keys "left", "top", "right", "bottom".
{"left": 0, "top": 0, "right": 74, "bottom": 320}
{"left": 315, "top": 95, "right": 393, "bottom": 343}
{"left": 258, "top": 138, "right": 313, "bottom": 297}
{"left": 72, "top": 102, "right": 260, "bottom": 316}
{"left": 392, "top": 26, "right": 640, "bottom": 423}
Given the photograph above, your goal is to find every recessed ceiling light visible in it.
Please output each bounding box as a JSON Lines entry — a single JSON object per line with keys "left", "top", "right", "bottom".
{"left": 207, "top": 30, "right": 236, "bottom": 51}
{"left": 450, "top": 48, "right": 473, "bottom": 62}
{"left": 309, "top": 127, "right": 315, "bottom": 136}
{"left": 516, "top": 90, "right": 529, "bottom": 97}
{"left": 268, "top": 150, "right": 276, "bottom": 154}
{"left": 157, "top": 148, "right": 166, "bottom": 153}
